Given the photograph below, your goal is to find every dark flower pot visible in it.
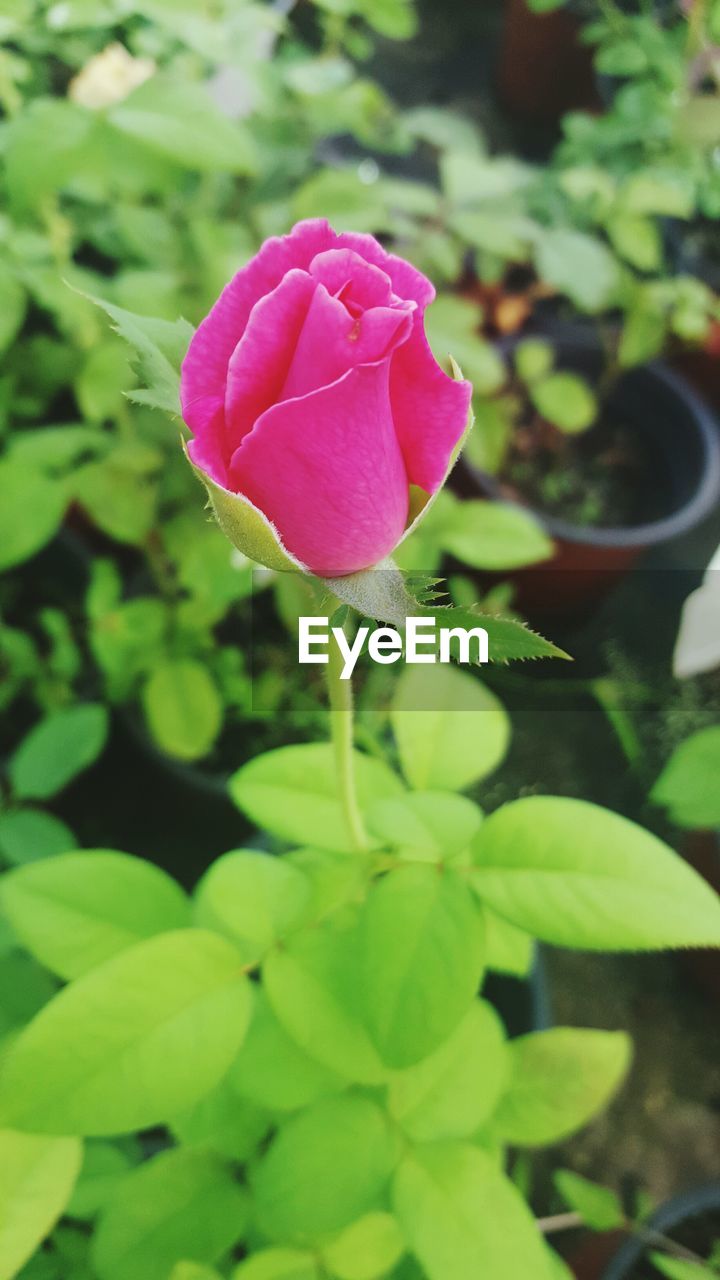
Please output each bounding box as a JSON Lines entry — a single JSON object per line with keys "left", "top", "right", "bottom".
{"left": 459, "top": 333, "right": 720, "bottom": 617}
{"left": 600, "top": 1182, "right": 720, "bottom": 1280}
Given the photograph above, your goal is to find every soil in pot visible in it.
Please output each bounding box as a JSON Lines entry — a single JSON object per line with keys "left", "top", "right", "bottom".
{"left": 496, "top": 405, "right": 673, "bottom": 531}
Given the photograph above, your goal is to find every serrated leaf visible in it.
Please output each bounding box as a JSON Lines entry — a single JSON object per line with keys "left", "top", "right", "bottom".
{"left": 470, "top": 796, "right": 720, "bottom": 950}
{"left": 0, "top": 929, "right": 251, "bottom": 1135}
{"left": 85, "top": 292, "right": 192, "bottom": 415}
{"left": 324, "top": 562, "right": 568, "bottom": 663}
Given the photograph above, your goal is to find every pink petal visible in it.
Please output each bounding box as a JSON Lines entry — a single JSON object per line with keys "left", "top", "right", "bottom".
{"left": 335, "top": 231, "right": 435, "bottom": 310}
{"left": 309, "top": 249, "right": 393, "bottom": 310}
{"left": 229, "top": 362, "right": 409, "bottom": 576}
{"left": 180, "top": 219, "right": 335, "bottom": 442}
{"left": 225, "top": 269, "right": 316, "bottom": 453}
{"left": 390, "top": 320, "right": 473, "bottom": 493}
{"left": 281, "top": 283, "right": 414, "bottom": 403}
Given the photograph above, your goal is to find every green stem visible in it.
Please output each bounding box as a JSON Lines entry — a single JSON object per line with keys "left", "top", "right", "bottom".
{"left": 326, "top": 627, "right": 370, "bottom": 853}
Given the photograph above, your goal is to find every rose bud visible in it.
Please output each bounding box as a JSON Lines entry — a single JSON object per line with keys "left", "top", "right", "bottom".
{"left": 180, "top": 218, "right": 472, "bottom": 577}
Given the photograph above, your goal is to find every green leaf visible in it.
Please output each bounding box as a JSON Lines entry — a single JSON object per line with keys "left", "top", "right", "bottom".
{"left": 263, "top": 913, "right": 387, "bottom": 1084}
{"left": 252, "top": 1096, "right": 398, "bottom": 1244}
{"left": 9, "top": 706, "right": 108, "bottom": 801}
{"left": 487, "top": 1028, "right": 631, "bottom": 1146}
{"left": 143, "top": 660, "right": 223, "bottom": 762}
{"left": 621, "top": 173, "right": 694, "bottom": 219}
{"left": 228, "top": 988, "right": 344, "bottom": 1111}
{"left": 0, "top": 1131, "right": 82, "bottom": 1280}
{"left": 232, "top": 1250, "right": 319, "bottom": 1280}
{"left": 388, "top": 1000, "right": 508, "bottom": 1141}
{"left": 607, "top": 214, "right": 662, "bottom": 273}
{"left": 229, "top": 744, "right": 403, "bottom": 851}
{"left": 321, "top": 1213, "right": 405, "bottom": 1280}
{"left": 366, "top": 792, "right": 483, "bottom": 863}
{"left": 393, "top": 1143, "right": 553, "bottom": 1280}
{"left": 171, "top": 1077, "right": 270, "bottom": 1164}
{"left": 86, "top": 293, "right": 192, "bottom": 416}
{"left": 649, "top": 1256, "right": 718, "bottom": 1280}
{"left": 514, "top": 339, "right": 553, "bottom": 384}
{"left": 73, "top": 455, "right": 157, "bottom": 546}
{"left": 67, "top": 1142, "right": 135, "bottom": 1221}
{"left": 553, "top": 1169, "right": 625, "bottom": 1231}
{"left": 0, "top": 810, "right": 75, "bottom": 866}
{"left": 74, "top": 341, "right": 134, "bottom": 422}
{"left": 0, "top": 460, "right": 67, "bottom": 572}
{"left": 0, "top": 929, "right": 251, "bottom": 1135}
{"left": 530, "top": 373, "right": 597, "bottom": 434}
{"left": 0, "top": 952, "right": 56, "bottom": 1042}
{"left": 358, "top": 865, "right": 485, "bottom": 1066}
{"left": 534, "top": 229, "right": 620, "bottom": 313}
{"left": 0, "top": 263, "right": 26, "bottom": 355}
{"left": 651, "top": 727, "right": 720, "bottom": 829}
{"left": 194, "top": 850, "right": 310, "bottom": 964}
{"left": 471, "top": 797, "right": 720, "bottom": 950}
{"left": 109, "top": 75, "right": 256, "bottom": 174}
{"left": 391, "top": 664, "right": 511, "bottom": 791}
{"left": 92, "top": 1147, "right": 249, "bottom": 1280}
{"left": 435, "top": 499, "right": 554, "bottom": 570}
{"left": 326, "top": 563, "right": 568, "bottom": 663}
{"left": 484, "top": 911, "right": 534, "bottom": 977}
{"left": 0, "top": 850, "right": 190, "bottom": 980}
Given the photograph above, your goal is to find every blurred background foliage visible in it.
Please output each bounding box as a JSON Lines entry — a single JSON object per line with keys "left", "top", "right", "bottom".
{"left": 0, "top": 0, "right": 719, "bottom": 777}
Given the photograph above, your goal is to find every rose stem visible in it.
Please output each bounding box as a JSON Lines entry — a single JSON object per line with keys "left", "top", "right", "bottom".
{"left": 325, "top": 624, "right": 371, "bottom": 852}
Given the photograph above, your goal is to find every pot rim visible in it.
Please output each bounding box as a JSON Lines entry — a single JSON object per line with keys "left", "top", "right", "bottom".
{"left": 601, "top": 1181, "right": 720, "bottom": 1280}
{"left": 462, "top": 341, "right": 720, "bottom": 550}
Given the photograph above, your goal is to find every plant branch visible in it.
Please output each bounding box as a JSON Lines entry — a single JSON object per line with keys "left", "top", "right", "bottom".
{"left": 325, "top": 623, "right": 371, "bottom": 853}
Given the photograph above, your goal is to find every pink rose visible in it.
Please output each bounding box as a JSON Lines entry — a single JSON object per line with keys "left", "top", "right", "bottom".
{"left": 181, "top": 218, "right": 471, "bottom": 577}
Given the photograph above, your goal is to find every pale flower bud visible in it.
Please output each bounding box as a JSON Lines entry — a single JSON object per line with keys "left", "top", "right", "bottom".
{"left": 68, "top": 42, "right": 155, "bottom": 111}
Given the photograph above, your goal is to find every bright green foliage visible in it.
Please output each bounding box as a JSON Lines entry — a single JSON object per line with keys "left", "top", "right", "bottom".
{"left": 232, "top": 1251, "right": 320, "bottom": 1280}
{"left": 228, "top": 988, "right": 344, "bottom": 1112}
{"left": 171, "top": 1077, "right": 270, "bottom": 1163}
{"left": 229, "top": 743, "right": 403, "bottom": 850}
{"left": 0, "top": 1131, "right": 82, "bottom": 1280}
{"left": 0, "top": 460, "right": 67, "bottom": 572}
{"left": 8, "top": 706, "right": 108, "bottom": 801}
{"left": 194, "top": 850, "right": 311, "bottom": 964}
{"left": 67, "top": 1142, "right": 136, "bottom": 1221}
{"left": 263, "top": 914, "right": 387, "bottom": 1084}
{"left": 0, "top": 850, "right": 190, "bottom": 979}
{"left": 529, "top": 372, "right": 597, "bottom": 434}
{"left": 387, "top": 1001, "right": 508, "bottom": 1141}
{"left": 554, "top": 1169, "right": 625, "bottom": 1231}
{"left": 471, "top": 796, "right": 720, "bottom": 950}
{"left": 322, "top": 1213, "right": 405, "bottom": 1280}
{"left": 0, "top": 811, "right": 75, "bottom": 867}
{"left": 391, "top": 665, "right": 510, "bottom": 792}
{"left": 92, "top": 1147, "right": 249, "bottom": 1280}
{"left": 252, "top": 1095, "right": 398, "bottom": 1243}
{"left": 393, "top": 1143, "right": 553, "bottom": 1280}
{"left": 142, "top": 660, "right": 224, "bottom": 762}
{"left": 366, "top": 792, "right": 483, "bottom": 863}
{"left": 650, "top": 1256, "right": 719, "bottom": 1280}
{"left": 651, "top": 727, "right": 720, "bottom": 829}
{"left": 486, "top": 1028, "right": 631, "bottom": 1146}
{"left": 433, "top": 499, "right": 554, "bottom": 570}
{"left": 358, "top": 864, "right": 485, "bottom": 1066}
{"left": 0, "top": 930, "right": 250, "bottom": 1134}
